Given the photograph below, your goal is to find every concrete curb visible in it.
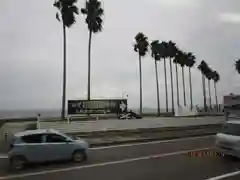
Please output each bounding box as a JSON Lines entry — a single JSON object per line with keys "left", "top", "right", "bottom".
{"left": 67, "top": 124, "right": 222, "bottom": 137}
{"left": 88, "top": 133, "right": 216, "bottom": 148}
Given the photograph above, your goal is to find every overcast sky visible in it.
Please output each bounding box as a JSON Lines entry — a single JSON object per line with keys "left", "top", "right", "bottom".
{"left": 0, "top": 0, "right": 240, "bottom": 110}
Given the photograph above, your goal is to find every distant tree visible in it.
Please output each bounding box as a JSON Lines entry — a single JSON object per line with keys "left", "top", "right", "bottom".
{"left": 53, "top": 0, "right": 79, "bottom": 120}
{"left": 134, "top": 32, "right": 149, "bottom": 115}
{"left": 81, "top": 0, "right": 104, "bottom": 100}
{"left": 205, "top": 64, "right": 213, "bottom": 110}
{"left": 198, "top": 61, "right": 208, "bottom": 112}
{"left": 150, "top": 40, "right": 161, "bottom": 116}
{"left": 176, "top": 51, "right": 187, "bottom": 106}
{"left": 212, "top": 71, "right": 220, "bottom": 111}
{"left": 167, "top": 41, "right": 178, "bottom": 114}
{"left": 235, "top": 59, "right": 240, "bottom": 74}
{"left": 159, "top": 41, "right": 169, "bottom": 112}
{"left": 173, "top": 50, "right": 181, "bottom": 107}
{"left": 185, "top": 52, "right": 196, "bottom": 111}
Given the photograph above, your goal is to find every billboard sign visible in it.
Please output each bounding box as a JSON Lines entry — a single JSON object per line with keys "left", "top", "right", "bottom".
{"left": 68, "top": 99, "right": 128, "bottom": 115}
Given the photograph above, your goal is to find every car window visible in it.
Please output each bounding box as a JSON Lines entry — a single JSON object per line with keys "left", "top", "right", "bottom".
{"left": 21, "top": 134, "right": 43, "bottom": 144}
{"left": 221, "top": 123, "right": 240, "bottom": 136}
{"left": 46, "top": 134, "right": 67, "bottom": 143}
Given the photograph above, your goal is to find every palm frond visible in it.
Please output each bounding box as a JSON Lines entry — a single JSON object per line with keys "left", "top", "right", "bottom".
{"left": 54, "top": 0, "right": 79, "bottom": 27}
{"left": 81, "top": 0, "right": 104, "bottom": 33}
{"left": 70, "top": 5, "right": 79, "bottom": 14}
{"left": 56, "top": 12, "right": 61, "bottom": 21}
{"left": 81, "top": 8, "right": 87, "bottom": 14}
{"left": 235, "top": 59, "right": 240, "bottom": 74}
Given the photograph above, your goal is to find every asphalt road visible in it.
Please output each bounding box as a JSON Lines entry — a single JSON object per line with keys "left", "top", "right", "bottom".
{"left": 1, "top": 136, "right": 240, "bottom": 180}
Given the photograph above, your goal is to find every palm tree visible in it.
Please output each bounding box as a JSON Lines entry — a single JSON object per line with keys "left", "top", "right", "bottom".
{"left": 173, "top": 51, "right": 181, "bottom": 108}
{"left": 205, "top": 65, "right": 213, "bottom": 110}
{"left": 81, "top": 0, "right": 104, "bottom": 100}
{"left": 167, "top": 41, "right": 178, "bottom": 114}
{"left": 150, "top": 40, "right": 161, "bottom": 116}
{"left": 235, "top": 59, "right": 240, "bottom": 73}
{"left": 212, "top": 71, "right": 220, "bottom": 111}
{"left": 185, "top": 52, "right": 196, "bottom": 111}
{"left": 177, "top": 51, "right": 187, "bottom": 106}
{"left": 54, "top": 0, "right": 79, "bottom": 120}
{"left": 134, "top": 32, "right": 149, "bottom": 115}
{"left": 198, "top": 61, "right": 208, "bottom": 112}
{"left": 159, "top": 41, "right": 169, "bottom": 112}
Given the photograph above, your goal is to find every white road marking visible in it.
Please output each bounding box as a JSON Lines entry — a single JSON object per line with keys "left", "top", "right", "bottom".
{"left": 205, "top": 170, "right": 240, "bottom": 180}
{"left": 0, "top": 155, "right": 7, "bottom": 159}
{"left": 90, "top": 135, "right": 214, "bottom": 150}
{"left": 0, "top": 147, "right": 210, "bottom": 180}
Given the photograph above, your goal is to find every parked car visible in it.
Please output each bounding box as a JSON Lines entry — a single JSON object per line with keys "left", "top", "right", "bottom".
{"left": 8, "top": 129, "right": 89, "bottom": 170}
{"left": 215, "top": 120, "right": 240, "bottom": 158}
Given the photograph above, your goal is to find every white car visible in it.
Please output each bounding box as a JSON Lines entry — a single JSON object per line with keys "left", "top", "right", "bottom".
{"left": 8, "top": 129, "right": 89, "bottom": 170}
{"left": 215, "top": 120, "right": 240, "bottom": 158}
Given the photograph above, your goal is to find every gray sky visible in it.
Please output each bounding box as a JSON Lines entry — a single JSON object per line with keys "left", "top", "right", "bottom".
{"left": 0, "top": 0, "right": 240, "bottom": 110}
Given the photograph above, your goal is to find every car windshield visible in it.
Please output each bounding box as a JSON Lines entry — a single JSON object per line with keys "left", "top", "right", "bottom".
{"left": 221, "top": 123, "right": 240, "bottom": 136}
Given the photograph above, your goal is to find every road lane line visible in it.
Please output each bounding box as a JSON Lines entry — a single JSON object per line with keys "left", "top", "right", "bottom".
{"left": 205, "top": 170, "right": 240, "bottom": 180}
{"left": 0, "top": 155, "right": 7, "bottom": 159}
{"left": 0, "top": 147, "right": 210, "bottom": 180}
{"left": 90, "top": 135, "right": 214, "bottom": 150}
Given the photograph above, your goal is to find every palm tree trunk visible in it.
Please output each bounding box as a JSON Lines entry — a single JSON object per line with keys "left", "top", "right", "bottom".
{"left": 163, "top": 58, "right": 168, "bottom": 112}
{"left": 87, "top": 30, "right": 92, "bottom": 101}
{"left": 61, "top": 25, "right": 66, "bottom": 120}
{"left": 154, "top": 60, "right": 160, "bottom": 116}
{"left": 214, "top": 82, "right": 218, "bottom": 112}
{"left": 182, "top": 66, "right": 186, "bottom": 106}
{"left": 202, "top": 74, "right": 207, "bottom": 112}
{"left": 139, "top": 54, "right": 143, "bottom": 115}
{"left": 208, "top": 79, "right": 212, "bottom": 110}
{"left": 175, "top": 63, "right": 180, "bottom": 107}
{"left": 189, "top": 67, "right": 193, "bottom": 111}
{"left": 169, "top": 58, "right": 174, "bottom": 114}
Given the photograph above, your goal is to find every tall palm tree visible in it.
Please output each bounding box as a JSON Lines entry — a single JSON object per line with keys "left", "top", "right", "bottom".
{"left": 54, "top": 0, "right": 79, "bottom": 120}
{"left": 235, "top": 59, "right": 240, "bottom": 74}
{"left": 167, "top": 41, "right": 178, "bottom": 114}
{"left": 150, "top": 40, "right": 161, "bottom": 116}
{"left": 198, "top": 61, "right": 207, "bottom": 111}
{"left": 212, "top": 71, "right": 220, "bottom": 111}
{"left": 159, "top": 41, "right": 169, "bottom": 112}
{"left": 173, "top": 50, "right": 181, "bottom": 108}
{"left": 81, "top": 0, "right": 104, "bottom": 100}
{"left": 134, "top": 32, "right": 149, "bottom": 115}
{"left": 205, "top": 65, "right": 213, "bottom": 110}
{"left": 177, "top": 51, "right": 187, "bottom": 106}
{"left": 185, "top": 52, "right": 196, "bottom": 111}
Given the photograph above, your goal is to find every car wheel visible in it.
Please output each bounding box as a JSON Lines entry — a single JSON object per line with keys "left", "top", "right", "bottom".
{"left": 72, "top": 150, "right": 86, "bottom": 163}
{"left": 10, "top": 156, "right": 27, "bottom": 170}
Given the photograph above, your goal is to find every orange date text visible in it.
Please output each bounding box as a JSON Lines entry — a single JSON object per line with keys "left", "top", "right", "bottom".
{"left": 188, "top": 150, "right": 224, "bottom": 158}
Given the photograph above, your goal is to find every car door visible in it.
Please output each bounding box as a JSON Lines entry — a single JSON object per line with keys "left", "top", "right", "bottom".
{"left": 45, "top": 133, "right": 73, "bottom": 161}
{"left": 21, "top": 134, "right": 48, "bottom": 163}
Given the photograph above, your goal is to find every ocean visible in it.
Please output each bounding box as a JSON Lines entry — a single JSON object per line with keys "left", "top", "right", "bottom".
{"left": 0, "top": 108, "right": 161, "bottom": 119}
{"left": 0, "top": 110, "right": 62, "bottom": 119}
